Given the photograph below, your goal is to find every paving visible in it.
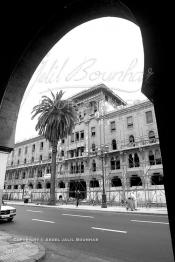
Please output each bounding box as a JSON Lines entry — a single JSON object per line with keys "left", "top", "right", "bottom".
{"left": 0, "top": 230, "right": 45, "bottom": 262}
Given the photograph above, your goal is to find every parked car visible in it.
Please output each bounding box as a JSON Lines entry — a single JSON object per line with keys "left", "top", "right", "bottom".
{"left": 0, "top": 202, "right": 16, "bottom": 222}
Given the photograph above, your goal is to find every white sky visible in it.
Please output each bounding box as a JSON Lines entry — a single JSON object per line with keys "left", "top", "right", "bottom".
{"left": 15, "top": 17, "right": 146, "bottom": 143}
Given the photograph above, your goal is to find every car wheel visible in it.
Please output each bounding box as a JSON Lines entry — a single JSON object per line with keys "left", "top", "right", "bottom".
{"left": 8, "top": 217, "right": 14, "bottom": 222}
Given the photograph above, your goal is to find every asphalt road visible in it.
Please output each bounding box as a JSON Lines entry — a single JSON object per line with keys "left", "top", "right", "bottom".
{"left": 0, "top": 205, "right": 174, "bottom": 262}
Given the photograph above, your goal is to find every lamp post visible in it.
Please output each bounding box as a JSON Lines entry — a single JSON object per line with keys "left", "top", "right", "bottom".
{"left": 96, "top": 145, "right": 109, "bottom": 208}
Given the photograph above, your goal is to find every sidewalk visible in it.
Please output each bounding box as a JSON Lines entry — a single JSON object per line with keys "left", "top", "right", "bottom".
{"left": 0, "top": 231, "right": 45, "bottom": 262}
{"left": 5, "top": 200, "right": 168, "bottom": 215}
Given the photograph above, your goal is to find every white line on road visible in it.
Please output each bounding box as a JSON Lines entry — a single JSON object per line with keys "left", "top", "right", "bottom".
{"left": 62, "top": 213, "right": 94, "bottom": 218}
{"left": 131, "top": 220, "right": 169, "bottom": 225}
{"left": 91, "top": 227, "right": 127, "bottom": 234}
{"left": 32, "top": 219, "right": 55, "bottom": 223}
{"left": 26, "top": 210, "right": 43, "bottom": 213}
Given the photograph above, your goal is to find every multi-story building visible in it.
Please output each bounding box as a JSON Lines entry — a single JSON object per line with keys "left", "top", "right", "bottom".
{"left": 4, "top": 84, "right": 165, "bottom": 205}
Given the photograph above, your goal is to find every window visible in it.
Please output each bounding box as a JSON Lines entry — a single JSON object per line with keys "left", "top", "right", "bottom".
{"left": 92, "top": 143, "right": 96, "bottom": 152}
{"left": 91, "top": 127, "right": 96, "bottom": 137}
{"left": 61, "top": 139, "right": 65, "bottom": 144}
{"left": 11, "top": 161, "right": 13, "bottom": 166}
{"left": 151, "top": 173, "right": 163, "bottom": 185}
{"left": 18, "top": 148, "right": 21, "bottom": 156}
{"left": 31, "top": 156, "right": 34, "bottom": 163}
{"left": 92, "top": 160, "right": 96, "bottom": 172}
{"left": 37, "top": 169, "right": 42, "bottom": 177}
{"left": 127, "top": 116, "right": 133, "bottom": 128}
{"left": 134, "top": 153, "right": 140, "bottom": 167}
{"left": 128, "top": 154, "right": 134, "bottom": 168}
{"left": 29, "top": 170, "right": 34, "bottom": 178}
{"left": 149, "top": 131, "right": 156, "bottom": 143}
{"left": 61, "top": 150, "right": 64, "bottom": 157}
{"left": 90, "top": 179, "right": 99, "bottom": 188}
{"left": 111, "top": 176, "right": 122, "bottom": 187}
{"left": 110, "top": 121, "right": 116, "bottom": 131}
{"left": 146, "top": 111, "right": 153, "bottom": 124}
{"left": 22, "top": 172, "right": 26, "bottom": 179}
{"left": 24, "top": 158, "right": 27, "bottom": 164}
{"left": 130, "top": 175, "right": 142, "bottom": 187}
{"left": 15, "top": 172, "right": 19, "bottom": 179}
{"left": 7, "top": 185, "right": 12, "bottom": 189}
{"left": 71, "top": 133, "right": 74, "bottom": 142}
{"left": 149, "top": 150, "right": 155, "bottom": 165}
{"left": 112, "top": 139, "right": 117, "bottom": 150}
{"left": 36, "top": 182, "right": 42, "bottom": 189}
{"left": 14, "top": 185, "right": 18, "bottom": 189}
{"left": 40, "top": 155, "right": 43, "bottom": 161}
{"left": 110, "top": 156, "right": 120, "bottom": 170}
{"left": 40, "top": 142, "right": 44, "bottom": 150}
{"left": 155, "top": 149, "right": 162, "bottom": 164}
{"left": 80, "top": 130, "right": 84, "bottom": 140}
{"left": 17, "top": 159, "right": 20, "bottom": 165}
{"left": 58, "top": 181, "right": 65, "bottom": 188}
{"left": 70, "top": 150, "right": 74, "bottom": 158}
{"left": 32, "top": 144, "right": 35, "bottom": 152}
{"left": 80, "top": 162, "right": 84, "bottom": 173}
{"left": 46, "top": 182, "right": 51, "bottom": 189}
{"left": 129, "top": 135, "right": 135, "bottom": 146}
{"left": 75, "top": 132, "right": 79, "bottom": 141}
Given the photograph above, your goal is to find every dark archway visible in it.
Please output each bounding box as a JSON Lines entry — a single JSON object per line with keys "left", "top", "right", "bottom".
{"left": 0, "top": 0, "right": 174, "bottom": 258}
{"left": 69, "top": 179, "right": 86, "bottom": 199}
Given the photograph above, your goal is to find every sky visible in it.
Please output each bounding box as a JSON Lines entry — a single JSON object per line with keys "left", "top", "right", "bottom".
{"left": 15, "top": 17, "right": 146, "bottom": 143}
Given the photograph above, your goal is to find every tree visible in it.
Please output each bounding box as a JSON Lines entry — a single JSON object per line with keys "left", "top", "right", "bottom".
{"left": 31, "top": 90, "right": 77, "bottom": 205}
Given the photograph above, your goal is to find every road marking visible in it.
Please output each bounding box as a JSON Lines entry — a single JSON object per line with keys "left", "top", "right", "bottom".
{"left": 32, "top": 219, "right": 55, "bottom": 223}
{"left": 91, "top": 227, "right": 127, "bottom": 234}
{"left": 131, "top": 220, "right": 169, "bottom": 225}
{"left": 26, "top": 210, "right": 43, "bottom": 213}
{"left": 62, "top": 213, "right": 94, "bottom": 218}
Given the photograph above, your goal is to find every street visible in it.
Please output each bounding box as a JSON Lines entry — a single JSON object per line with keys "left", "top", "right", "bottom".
{"left": 0, "top": 205, "right": 174, "bottom": 262}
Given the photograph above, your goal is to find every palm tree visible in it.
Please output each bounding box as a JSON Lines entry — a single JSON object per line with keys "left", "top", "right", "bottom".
{"left": 31, "top": 90, "right": 77, "bottom": 205}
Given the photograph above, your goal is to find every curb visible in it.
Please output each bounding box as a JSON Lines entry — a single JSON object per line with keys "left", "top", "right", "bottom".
{"left": 5, "top": 202, "right": 168, "bottom": 216}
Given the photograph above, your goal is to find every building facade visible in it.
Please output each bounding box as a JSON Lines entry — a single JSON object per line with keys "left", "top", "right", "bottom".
{"left": 4, "top": 84, "right": 165, "bottom": 205}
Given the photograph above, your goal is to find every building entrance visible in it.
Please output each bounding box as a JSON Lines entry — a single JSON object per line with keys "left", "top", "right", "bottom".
{"left": 69, "top": 180, "right": 86, "bottom": 199}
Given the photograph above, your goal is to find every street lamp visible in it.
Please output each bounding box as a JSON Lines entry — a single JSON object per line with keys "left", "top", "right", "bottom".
{"left": 96, "top": 145, "right": 109, "bottom": 208}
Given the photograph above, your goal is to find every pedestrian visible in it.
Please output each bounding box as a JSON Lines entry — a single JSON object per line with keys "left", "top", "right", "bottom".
{"left": 76, "top": 190, "right": 80, "bottom": 207}
{"left": 126, "top": 195, "right": 134, "bottom": 211}
{"left": 130, "top": 191, "right": 137, "bottom": 210}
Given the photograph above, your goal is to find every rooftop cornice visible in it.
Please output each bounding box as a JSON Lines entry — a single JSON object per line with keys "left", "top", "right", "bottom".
{"left": 69, "top": 83, "right": 126, "bottom": 106}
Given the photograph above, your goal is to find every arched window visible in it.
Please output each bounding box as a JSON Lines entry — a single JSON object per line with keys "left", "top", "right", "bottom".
{"left": 149, "top": 150, "right": 155, "bottom": 165}
{"left": 134, "top": 153, "right": 140, "bottom": 167}
{"left": 111, "top": 176, "right": 122, "bottom": 187}
{"left": 36, "top": 182, "right": 42, "bottom": 189}
{"left": 130, "top": 175, "right": 142, "bottom": 187}
{"left": 155, "top": 149, "right": 162, "bottom": 164}
{"left": 111, "top": 157, "right": 115, "bottom": 170}
{"left": 129, "top": 135, "right": 135, "bottom": 145}
{"left": 112, "top": 139, "right": 117, "bottom": 150}
{"left": 149, "top": 130, "right": 156, "bottom": 143}
{"left": 58, "top": 181, "right": 65, "bottom": 188}
{"left": 151, "top": 173, "right": 163, "bottom": 185}
{"left": 28, "top": 183, "right": 33, "bottom": 189}
{"left": 92, "top": 160, "right": 96, "bottom": 172}
{"left": 128, "top": 154, "right": 134, "bottom": 168}
{"left": 90, "top": 179, "right": 99, "bottom": 188}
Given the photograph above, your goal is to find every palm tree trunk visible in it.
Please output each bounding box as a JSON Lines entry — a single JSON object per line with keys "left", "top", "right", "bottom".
{"left": 49, "top": 141, "right": 57, "bottom": 205}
